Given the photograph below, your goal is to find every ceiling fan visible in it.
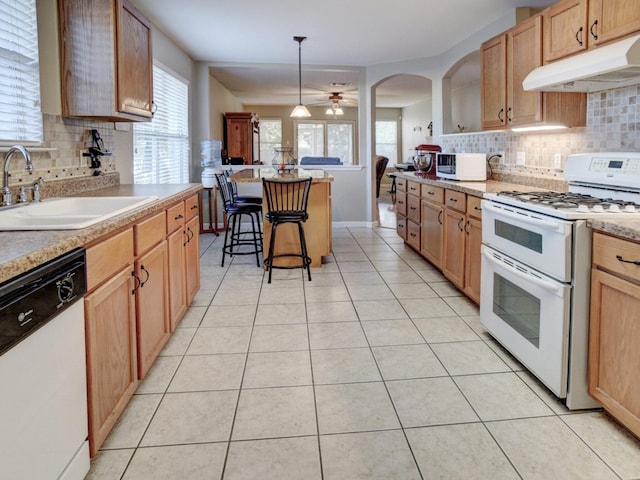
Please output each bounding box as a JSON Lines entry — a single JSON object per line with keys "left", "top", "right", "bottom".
{"left": 310, "top": 92, "right": 357, "bottom": 115}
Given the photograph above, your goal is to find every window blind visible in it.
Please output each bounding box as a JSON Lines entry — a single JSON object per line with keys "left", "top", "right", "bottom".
{"left": 134, "top": 65, "right": 189, "bottom": 184}
{"left": 0, "top": 0, "right": 43, "bottom": 143}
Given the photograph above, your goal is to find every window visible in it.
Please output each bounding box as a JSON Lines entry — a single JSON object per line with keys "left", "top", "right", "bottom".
{"left": 375, "top": 120, "right": 397, "bottom": 162}
{"left": 134, "top": 65, "right": 189, "bottom": 184}
{"left": 0, "top": 0, "right": 43, "bottom": 143}
{"left": 259, "top": 119, "right": 282, "bottom": 164}
{"left": 295, "top": 120, "right": 354, "bottom": 164}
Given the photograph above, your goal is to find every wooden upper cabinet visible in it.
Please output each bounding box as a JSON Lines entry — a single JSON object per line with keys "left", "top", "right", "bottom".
{"left": 58, "top": 0, "right": 154, "bottom": 121}
{"left": 544, "top": 0, "right": 640, "bottom": 62}
{"left": 481, "top": 34, "right": 507, "bottom": 129}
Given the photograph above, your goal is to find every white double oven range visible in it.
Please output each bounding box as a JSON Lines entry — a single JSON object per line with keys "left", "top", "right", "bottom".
{"left": 480, "top": 152, "right": 640, "bottom": 409}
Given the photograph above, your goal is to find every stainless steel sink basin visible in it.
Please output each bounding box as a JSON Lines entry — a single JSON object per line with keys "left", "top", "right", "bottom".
{"left": 0, "top": 196, "right": 158, "bottom": 230}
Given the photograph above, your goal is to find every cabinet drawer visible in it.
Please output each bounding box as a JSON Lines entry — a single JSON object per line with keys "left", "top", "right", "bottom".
{"left": 467, "top": 195, "right": 483, "bottom": 219}
{"left": 445, "top": 190, "right": 467, "bottom": 212}
{"left": 422, "top": 184, "right": 444, "bottom": 203}
{"left": 593, "top": 232, "right": 640, "bottom": 281}
{"left": 185, "top": 194, "right": 200, "bottom": 220}
{"left": 135, "top": 211, "right": 167, "bottom": 256}
{"left": 407, "top": 220, "right": 420, "bottom": 250}
{"left": 86, "top": 228, "right": 134, "bottom": 292}
{"left": 166, "top": 201, "right": 185, "bottom": 233}
{"left": 407, "top": 181, "right": 421, "bottom": 196}
{"left": 396, "top": 215, "right": 407, "bottom": 240}
{"left": 396, "top": 192, "right": 407, "bottom": 217}
{"left": 396, "top": 177, "right": 407, "bottom": 193}
{"left": 407, "top": 193, "right": 421, "bottom": 224}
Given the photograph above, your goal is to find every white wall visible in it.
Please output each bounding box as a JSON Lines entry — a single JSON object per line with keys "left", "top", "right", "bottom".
{"left": 450, "top": 82, "right": 481, "bottom": 134}
{"left": 401, "top": 99, "right": 433, "bottom": 162}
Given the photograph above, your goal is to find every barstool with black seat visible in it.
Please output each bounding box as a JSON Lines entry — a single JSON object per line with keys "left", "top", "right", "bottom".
{"left": 223, "top": 169, "right": 263, "bottom": 206}
{"left": 215, "top": 173, "right": 263, "bottom": 268}
{"left": 262, "top": 177, "right": 312, "bottom": 284}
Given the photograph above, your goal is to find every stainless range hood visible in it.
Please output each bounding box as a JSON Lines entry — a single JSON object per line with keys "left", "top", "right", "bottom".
{"left": 523, "top": 34, "right": 640, "bottom": 92}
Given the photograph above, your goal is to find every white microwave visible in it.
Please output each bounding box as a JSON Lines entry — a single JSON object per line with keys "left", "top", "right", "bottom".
{"left": 436, "top": 153, "right": 487, "bottom": 181}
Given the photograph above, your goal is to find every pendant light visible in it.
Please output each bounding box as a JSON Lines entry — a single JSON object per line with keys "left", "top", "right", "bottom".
{"left": 290, "top": 36, "right": 311, "bottom": 118}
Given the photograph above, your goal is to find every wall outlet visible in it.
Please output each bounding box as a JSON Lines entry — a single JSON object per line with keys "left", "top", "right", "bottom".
{"left": 498, "top": 151, "right": 506, "bottom": 165}
{"left": 516, "top": 151, "right": 526, "bottom": 166}
{"left": 553, "top": 153, "right": 562, "bottom": 169}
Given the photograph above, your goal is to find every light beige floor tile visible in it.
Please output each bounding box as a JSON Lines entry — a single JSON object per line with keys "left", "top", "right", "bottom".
{"left": 200, "top": 304, "right": 256, "bottom": 327}
{"left": 219, "top": 274, "right": 264, "bottom": 289}
{"left": 259, "top": 285, "right": 305, "bottom": 304}
{"left": 372, "top": 344, "right": 447, "bottom": 380}
{"left": 361, "top": 319, "right": 425, "bottom": 346}
{"left": 417, "top": 269, "right": 448, "bottom": 282}
{"left": 337, "top": 261, "right": 376, "bottom": 273}
{"left": 122, "top": 443, "right": 226, "bottom": 480}
{"left": 341, "top": 271, "right": 385, "bottom": 286}
{"left": 387, "top": 282, "right": 439, "bottom": 299}
{"left": 86, "top": 449, "right": 134, "bottom": 480}
{"left": 352, "top": 299, "right": 408, "bottom": 321}
{"left": 249, "top": 323, "right": 309, "bottom": 352}
{"left": 232, "top": 386, "right": 317, "bottom": 440}
{"left": 562, "top": 412, "right": 640, "bottom": 479}
{"left": 460, "top": 314, "right": 492, "bottom": 339}
{"left": 243, "top": 350, "right": 312, "bottom": 388}
{"left": 311, "top": 348, "right": 381, "bottom": 384}
{"left": 315, "top": 382, "right": 400, "bottom": 434}
{"left": 372, "top": 259, "right": 411, "bottom": 271}
{"left": 386, "top": 377, "right": 478, "bottom": 427}
{"left": 333, "top": 251, "right": 369, "bottom": 262}
{"left": 485, "top": 339, "right": 526, "bottom": 371}
{"left": 159, "top": 327, "right": 196, "bottom": 356}
{"left": 254, "top": 302, "right": 306, "bottom": 324}
{"left": 186, "top": 326, "right": 252, "bottom": 354}
{"left": 168, "top": 353, "right": 245, "bottom": 392}
{"left": 176, "top": 306, "right": 206, "bottom": 328}
{"left": 308, "top": 322, "right": 368, "bottom": 349}
{"left": 347, "top": 283, "right": 395, "bottom": 301}
{"left": 136, "top": 356, "right": 181, "bottom": 394}
{"left": 487, "top": 416, "right": 619, "bottom": 480}
{"left": 413, "top": 316, "right": 481, "bottom": 343}
{"left": 428, "top": 281, "right": 464, "bottom": 297}
{"left": 302, "top": 272, "right": 345, "bottom": 287}
{"left": 225, "top": 436, "right": 321, "bottom": 480}
{"left": 211, "top": 287, "right": 260, "bottom": 306}
{"left": 431, "top": 341, "right": 511, "bottom": 375}
{"left": 399, "top": 297, "right": 457, "bottom": 318}
{"left": 190, "top": 288, "right": 215, "bottom": 306}
{"left": 141, "top": 390, "right": 237, "bottom": 446}
{"left": 320, "top": 430, "right": 421, "bottom": 480}
{"left": 515, "top": 370, "right": 574, "bottom": 415}
{"left": 444, "top": 295, "right": 480, "bottom": 316}
{"left": 304, "top": 285, "right": 351, "bottom": 303}
{"left": 378, "top": 270, "right": 425, "bottom": 284}
{"left": 306, "top": 301, "right": 358, "bottom": 323}
{"left": 454, "top": 372, "right": 554, "bottom": 421}
{"left": 406, "top": 423, "right": 520, "bottom": 480}
{"left": 101, "top": 394, "right": 163, "bottom": 449}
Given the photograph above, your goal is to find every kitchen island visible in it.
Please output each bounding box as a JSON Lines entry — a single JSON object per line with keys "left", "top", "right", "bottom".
{"left": 231, "top": 168, "right": 333, "bottom": 268}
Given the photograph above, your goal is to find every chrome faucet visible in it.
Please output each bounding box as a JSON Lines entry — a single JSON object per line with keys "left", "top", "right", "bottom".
{"left": 2, "top": 146, "right": 33, "bottom": 206}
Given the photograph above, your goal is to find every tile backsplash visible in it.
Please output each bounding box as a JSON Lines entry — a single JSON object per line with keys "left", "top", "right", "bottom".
{"left": 3, "top": 114, "right": 117, "bottom": 187}
{"left": 440, "top": 84, "right": 639, "bottom": 180}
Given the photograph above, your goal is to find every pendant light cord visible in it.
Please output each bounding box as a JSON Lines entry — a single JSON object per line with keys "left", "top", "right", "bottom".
{"left": 294, "top": 36, "right": 306, "bottom": 105}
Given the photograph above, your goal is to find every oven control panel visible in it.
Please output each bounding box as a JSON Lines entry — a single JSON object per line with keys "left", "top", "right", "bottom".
{"left": 565, "top": 153, "right": 640, "bottom": 189}
{"left": 588, "top": 156, "right": 640, "bottom": 175}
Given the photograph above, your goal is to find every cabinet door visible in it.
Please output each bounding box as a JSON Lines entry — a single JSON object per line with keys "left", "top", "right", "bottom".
{"left": 225, "top": 113, "right": 253, "bottom": 163}
{"left": 588, "top": 0, "right": 640, "bottom": 47}
{"left": 421, "top": 200, "right": 444, "bottom": 269}
{"left": 116, "top": 0, "right": 153, "bottom": 118}
{"left": 463, "top": 217, "right": 482, "bottom": 304}
{"left": 508, "top": 16, "right": 543, "bottom": 126}
{"left": 407, "top": 220, "right": 421, "bottom": 251}
{"left": 481, "top": 34, "right": 507, "bottom": 129}
{"left": 135, "top": 241, "right": 170, "bottom": 379}
{"left": 85, "top": 266, "right": 137, "bottom": 457}
{"left": 443, "top": 208, "right": 466, "bottom": 289}
{"left": 543, "top": 0, "right": 588, "bottom": 62}
{"left": 589, "top": 268, "right": 640, "bottom": 438}
{"left": 185, "top": 215, "right": 201, "bottom": 304}
{"left": 397, "top": 215, "right": 407, "bottom": 241}
{"left": 167, "top": 228, "right": 187, "bottom": 330}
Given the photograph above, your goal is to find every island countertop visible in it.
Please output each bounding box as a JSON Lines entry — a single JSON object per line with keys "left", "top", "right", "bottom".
{"left": 0, "top": 183, "right": 201, "bottom": 284}
{"left": 231, "top": 168, "right": 334, "bottom": 183}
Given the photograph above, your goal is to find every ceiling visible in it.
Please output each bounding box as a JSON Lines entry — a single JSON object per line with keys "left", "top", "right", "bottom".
{"left": 130, "top": 0, "right": 554, "bottom": 108}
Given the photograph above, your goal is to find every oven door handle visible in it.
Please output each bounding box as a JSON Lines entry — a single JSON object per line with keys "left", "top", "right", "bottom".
{"left": 482, "top": 248, "right": 562, "bottom": 295}
{"left": 483, "top": 202, "right": 565, "bottom": 232}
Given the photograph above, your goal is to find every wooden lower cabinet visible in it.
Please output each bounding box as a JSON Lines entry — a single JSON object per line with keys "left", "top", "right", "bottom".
{"left": 397, "top": 215, "right": 407, "bottom": 241}
{"left": 589, "top": 232, "right": 640, "bottom": 438}
{"left": 443, "top": 208, "right": 466, "bottom": 289}
{"left": 185, "top": 215, "right": 201, "bottom": 304}
{"left": 135, "top": 241, "right": 170, "bottom": 379}
{"left": 167, "top": 227, "right": 187, "bottom": 330}
{"left": 420, "top": 199, "right": 444, "bottom": 269}
{"left": 463, "top": 216, "right": 482, "bottom": 303}
{"left": 85, "top": 265, "right": 137, "bottom": 457}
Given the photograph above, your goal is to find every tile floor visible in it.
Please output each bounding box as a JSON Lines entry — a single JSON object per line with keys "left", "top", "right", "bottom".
{"left": 86, "top": 226, "right": 640, "bottom": 480}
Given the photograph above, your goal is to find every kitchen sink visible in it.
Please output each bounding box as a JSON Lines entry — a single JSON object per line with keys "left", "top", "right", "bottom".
{"left": 0, "top": 196, "right": 158, "bottom": 230}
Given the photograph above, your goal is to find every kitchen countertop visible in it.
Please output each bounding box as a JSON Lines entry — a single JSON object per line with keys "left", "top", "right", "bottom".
{"left": 588, "top": 219, "right": 640, "bottom": 243}
{"left": 394, "top": 172, "right": 549, "bottom": 197}
{"left": 231, "top": 168, "right": 334, "bottom": 183}
{"left": 0, "top": 183, "right": 201, "bottom": 284}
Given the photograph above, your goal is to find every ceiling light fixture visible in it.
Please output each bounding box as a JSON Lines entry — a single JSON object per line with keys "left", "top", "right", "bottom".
{"left": 326, "top": 103, "right": 344, "bottom": 116}
{"left": 290, "top": 36, "right": 311, "bottom": 118}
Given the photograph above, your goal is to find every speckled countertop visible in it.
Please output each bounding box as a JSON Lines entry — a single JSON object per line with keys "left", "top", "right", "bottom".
{"left": 231, "top": 168, "right": 334, "bottom": 182}
{"left": 588, "top": 219, "right": 640, "bottom": 243}
{"left": 0, "top": 183, "right": 201, "bottom": 284}
{"left": 394, "top": 173, "right": 551, "bottom": 197}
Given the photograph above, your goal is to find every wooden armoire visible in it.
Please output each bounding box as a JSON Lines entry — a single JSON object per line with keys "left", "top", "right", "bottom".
{"left": 223, "top": 112, "right": 260, "bottom": 164}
